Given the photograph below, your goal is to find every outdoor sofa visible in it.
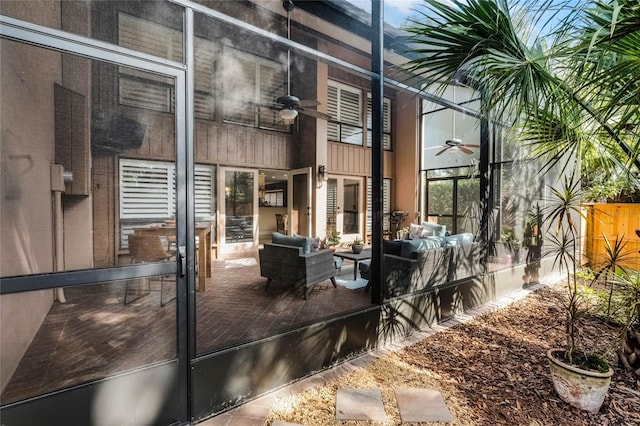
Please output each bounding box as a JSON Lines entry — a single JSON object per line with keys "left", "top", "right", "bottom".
{"left": 259, "top": 232, "right": 337, "bottom": 299}
{"left": 359, "top": 225, "right": 480, "bottom": 298}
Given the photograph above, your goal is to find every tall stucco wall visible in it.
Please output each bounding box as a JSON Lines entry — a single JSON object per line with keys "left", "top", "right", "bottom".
{"left": 0, "top": 2, "right": 62, "bottom": 392}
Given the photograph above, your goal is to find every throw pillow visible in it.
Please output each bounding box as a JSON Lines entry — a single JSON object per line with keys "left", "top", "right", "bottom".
{"left": 420, "top": 228, "right": 434, "bottom": 238}
{"left": 422, "top": 222, "right": 447, "bottom": 237}
{"left": 409, "top": 223, "right": 424, "bottom": 240}
{"left": 272, "top": 232, "right": 310, "bottom": 254}
{"left": 293, "top": 233, "right": 313, "bottom": 254}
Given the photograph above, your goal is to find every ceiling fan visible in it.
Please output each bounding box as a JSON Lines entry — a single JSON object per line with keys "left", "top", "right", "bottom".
{"left": 434, "top": 138, "right": 479, "bottom": 156}
{"left": 264, "top": 0, "right": 330, "bottom": 124}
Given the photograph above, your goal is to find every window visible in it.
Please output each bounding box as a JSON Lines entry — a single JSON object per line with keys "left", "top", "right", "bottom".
{"left": 366, "top": 178, "right": 391, "bottom": 233}
{"left": 263, "top": 190, "right": 284, "bottom": 207}
{"left": 119, "top": 159, "right": 216, "bottom": 248}
{"left": 425, "top": 173, "right": 479, "bottom": 235}
{"left": 327, "top": 80, "right": 363, "bottom": 144}
{"left": 118, "top": 13, "right": 215, "bottom": 119}
{"left": 366, "top": 94, "right": 392, "bottom": 150}
{"left": 222, "top": 47, "right": 288, "bottom": 131}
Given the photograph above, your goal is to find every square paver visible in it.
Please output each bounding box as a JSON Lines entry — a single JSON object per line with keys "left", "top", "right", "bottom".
{"left": 336, "top": 388, "right": 386, "bottom": 422}
{"left": 395, "top": 388, "right": 453, "bottom": 423}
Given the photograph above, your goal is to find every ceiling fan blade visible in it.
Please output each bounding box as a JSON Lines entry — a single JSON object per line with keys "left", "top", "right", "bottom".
{"left": 461, "top": 144, "right": 480, "bottom": 148}
{"left": 459, "top": 146, "right": 474, "bottom": 155}
{"left": 425, "top": 145, "right": 445, "bottom": 150}
{"left": 435, "top": 147, "right": 449, "bottom": 156}
{"left": 297, "top": 99, "right": 320, "bottom": 107}
{"left": 297, "top": 107, "right": 331, "bottom": 120}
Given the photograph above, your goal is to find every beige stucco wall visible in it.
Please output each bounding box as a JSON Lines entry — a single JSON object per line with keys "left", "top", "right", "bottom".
{"left": 392, "top": 91, "right": 421, "bottom": 223}
{"left": 0, "top": 0, "right": 94, "bottom": 392}
{"left": 0, "top": 2, "right": 61, "bottom": 393}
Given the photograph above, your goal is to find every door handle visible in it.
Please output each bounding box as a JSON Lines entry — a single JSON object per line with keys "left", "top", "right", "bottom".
{"left": 178, "top": 246, "right": 186, "bottom": 277}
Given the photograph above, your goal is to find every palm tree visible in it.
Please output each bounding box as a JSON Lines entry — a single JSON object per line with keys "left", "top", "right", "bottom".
{"left": 403, "top": 0, "right": 640, "bottom": 189}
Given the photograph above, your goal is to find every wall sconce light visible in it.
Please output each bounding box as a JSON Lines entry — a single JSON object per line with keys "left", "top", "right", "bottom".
{"left": 318, "top": 165, "right": 326, "bottom": 180}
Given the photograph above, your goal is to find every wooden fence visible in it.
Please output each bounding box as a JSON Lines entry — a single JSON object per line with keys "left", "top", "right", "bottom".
{"left": 584, "top": 203, "right": 640, "bottom": 270}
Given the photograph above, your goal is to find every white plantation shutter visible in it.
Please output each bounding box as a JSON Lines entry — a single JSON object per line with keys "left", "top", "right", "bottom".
{"left": 194, "top": 37, "right": 215, "bottom": 119}
{"left": 119, "top": 159, "right": 215, "bottom": 248}
{"left": 366, "top": 94, "right": 391, "bottom": 150}
{"left": 223, "top": 49, "right": 256, "bottom": 125}
{"left": 118, "top": 13, "right": 183, "bottom": 62}
{"left": 327, "top": 80, "right": 363, "bottom": 144}
{"left": 326, "top": 179, "right": 338, "bottom": 234}
{"left": 118, "top": 14, "right": 215, "bottom": 118}
{"left": 258, "top": 61, "right": 287, "bottom": 129}
{"left": 327, "top": 84, "right": 340, "bottom": 141}
{"left": 195, "top": 165, "right": 214, "bottom": 219}
{"left": 224, "top": 47, "right": 287, "bottom": 130}
{"left": 366, "top": 178, "right": 391, "bottom": 233}
{"left": 119, "top": 78, "right": 172, "bottom": 113}
{"left": 120, "top": 160, "right": 173, "bottom": 219}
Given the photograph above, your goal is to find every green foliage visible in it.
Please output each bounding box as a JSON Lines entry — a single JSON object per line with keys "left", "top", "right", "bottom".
{"left": 347, "top": 237, "right": 363, "bottom": 247}
{"left": 403, "top": 0, "right": 640, "bottom": 195}
{"left": 575, "top": 268, "right": 595, "bottom": 282}
{"left": 500, "top": 229, "right": 520, "bottom": 245}
{"left": 325, "top": 230, "right": 341, "bottom": 246}
{"left": 561, "top": 351, "right": 611, "bottom": 373}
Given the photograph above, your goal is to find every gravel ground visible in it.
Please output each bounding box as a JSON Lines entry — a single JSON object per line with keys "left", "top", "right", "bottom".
{"left": 266, "top": 283, "right": 640, "bottom": 425}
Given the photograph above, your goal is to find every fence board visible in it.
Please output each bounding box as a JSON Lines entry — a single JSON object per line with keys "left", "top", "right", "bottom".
{"left": 585, "top": 203, "right": 640, "bottom": 270}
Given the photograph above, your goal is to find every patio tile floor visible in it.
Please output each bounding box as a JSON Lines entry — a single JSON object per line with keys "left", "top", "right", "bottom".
{"left": 1, "top": 257, "right": 370, "bottom": 404}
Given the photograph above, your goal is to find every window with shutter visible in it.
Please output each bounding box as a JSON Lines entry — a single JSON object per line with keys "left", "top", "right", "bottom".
{"left": 366, "top": 177, "right": 391, "bottom": 233}
{"left": 223, "top": 47, "right": 288, "bottom": 131}
{"left": 327, "top": 80, "right": 363, "bottom": 145}
{"left": 119, "top": 159, "right": 215, "bottom": 249}
{"left": 366, "top": 94, "right": 392, "bottom": 150}
{"left": 118, "top": 13, "right": 215, "bottom": 119}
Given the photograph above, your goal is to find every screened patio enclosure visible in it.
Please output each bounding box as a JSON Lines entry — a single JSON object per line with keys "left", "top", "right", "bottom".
{"left": 1, "top": 1, "right": 566, "bottom": 424}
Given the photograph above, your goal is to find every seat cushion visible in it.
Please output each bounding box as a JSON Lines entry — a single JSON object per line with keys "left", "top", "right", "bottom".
{"left": 445, "top": 232, "right": 474, "bottom": 246}
{"left": 383, "top": 240, "right": 403, "bottom": 256}
{"left": 333, "top": 256, "right": 344, "bottom": 270}
{"left": 359, "top": 259, "right": 371, "bottom": 274}
{"left": 400, "top": 239, "right": 438, "bottom": 259}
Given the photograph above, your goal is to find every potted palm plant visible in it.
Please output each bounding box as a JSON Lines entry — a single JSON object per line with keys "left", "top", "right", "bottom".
{"left": 544, "top": 174, "right": 613, "bottom": 413}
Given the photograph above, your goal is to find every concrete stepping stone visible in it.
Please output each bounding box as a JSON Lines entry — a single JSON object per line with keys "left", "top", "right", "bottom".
{"left": 395, "top": 388, "right": 453, "bottom": 423}
{"left": 335, "top": 388, "right": 386, "bottom": 422}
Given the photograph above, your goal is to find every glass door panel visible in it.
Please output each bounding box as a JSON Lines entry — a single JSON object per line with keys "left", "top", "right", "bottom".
{"left": 325, "top": 176, "right": 364, "bottom": 243}
{"left": 219, "top": 168, "right": 258, "bottom": 255}
{"left": 288, "top": 167, "right": 312, "bottom": 237}
{"left": 343, "top": 179, "right": 361, "bottom": 237}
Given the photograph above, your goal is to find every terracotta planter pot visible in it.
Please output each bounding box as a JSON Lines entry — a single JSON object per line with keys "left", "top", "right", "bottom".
{"left": 546, "top": 349, "right": 613, "bottom": 413}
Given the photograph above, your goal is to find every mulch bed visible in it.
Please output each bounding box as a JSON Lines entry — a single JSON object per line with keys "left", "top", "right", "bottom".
{"left": 267, "top": 283, "right": 640, "bottom": 425}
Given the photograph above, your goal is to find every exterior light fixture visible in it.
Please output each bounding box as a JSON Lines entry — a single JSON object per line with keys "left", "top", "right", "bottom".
{"left": 279, "top": 107, "right": 298, "bottom": 123}
{"left": 318, "top": 165, "right": 326, "bottom": 180}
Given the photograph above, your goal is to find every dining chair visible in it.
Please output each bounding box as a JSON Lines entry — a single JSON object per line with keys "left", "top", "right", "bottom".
{"left": 125, "top": 234, "right": 175, "bottom": 306}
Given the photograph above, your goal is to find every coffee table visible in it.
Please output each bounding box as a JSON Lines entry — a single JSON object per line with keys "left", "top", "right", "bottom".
{"left": 333, "top": 249, "right": 372, "bottom": 280}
